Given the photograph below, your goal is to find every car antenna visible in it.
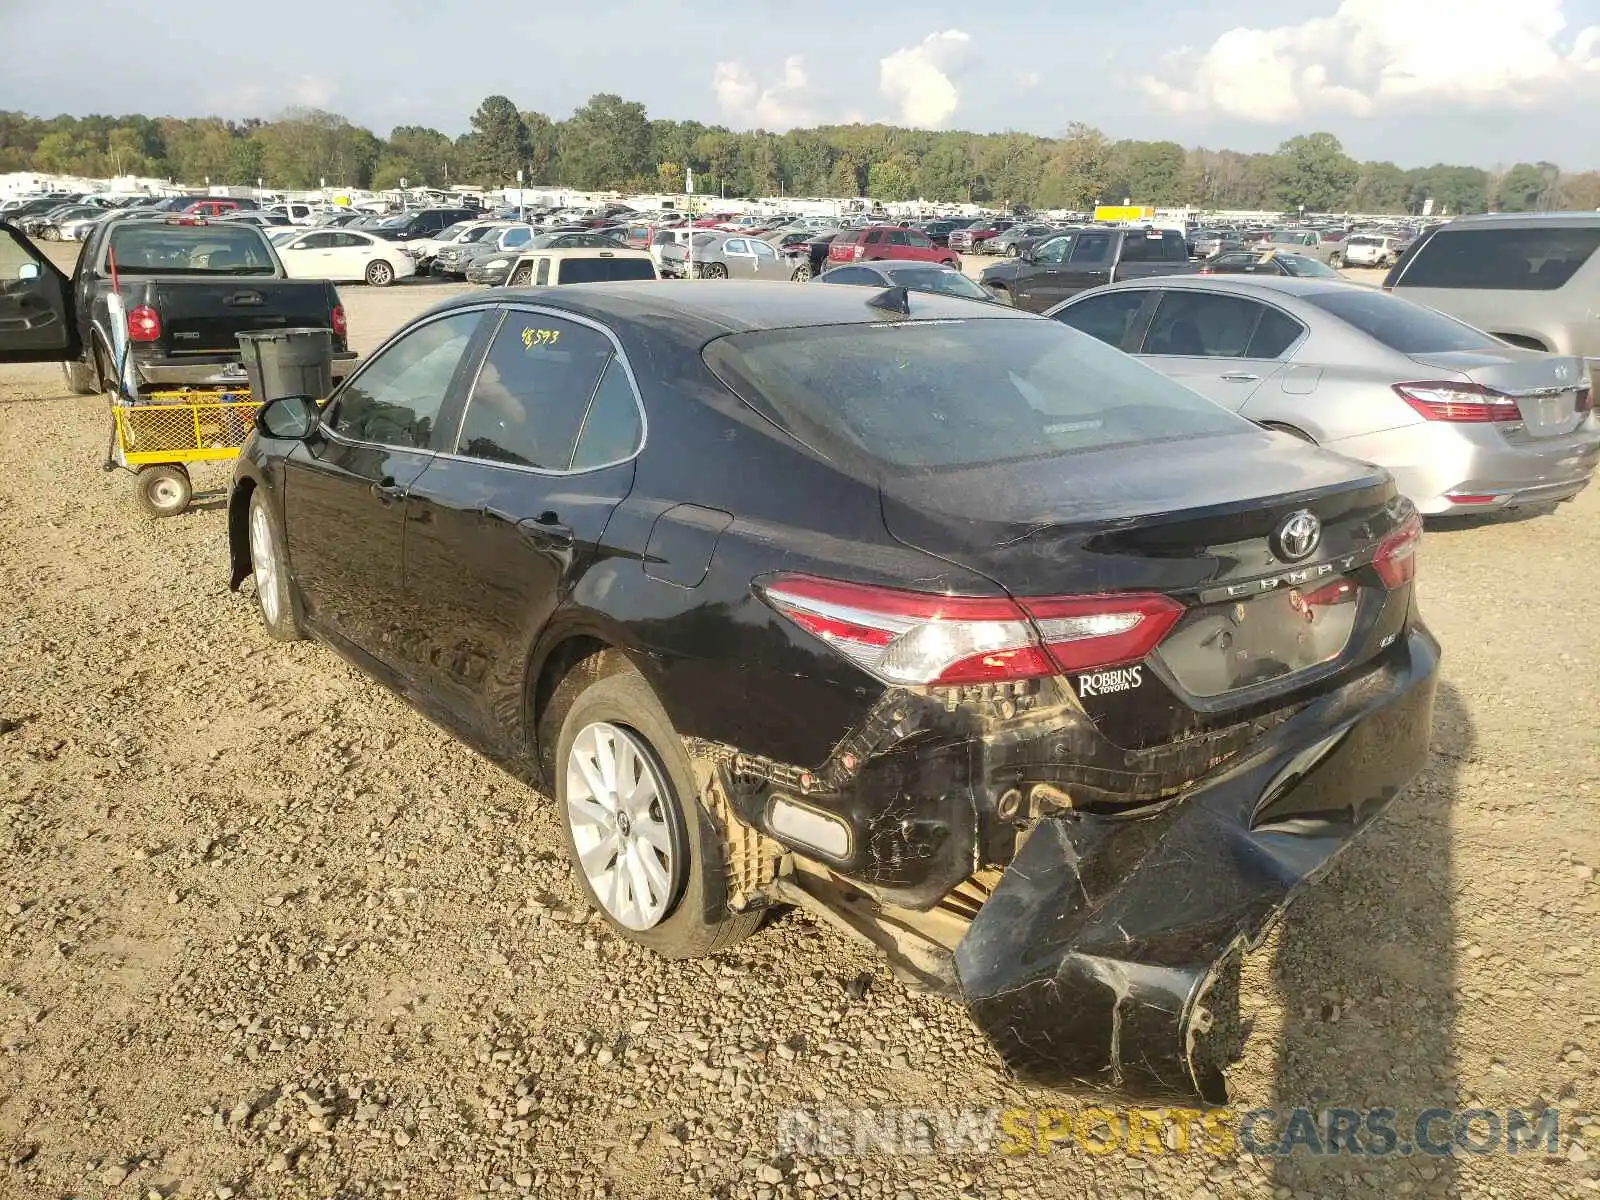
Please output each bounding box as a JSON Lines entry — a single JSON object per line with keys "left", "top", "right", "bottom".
{"left": 866, "top": 285, "right": 911, "bottom": 317}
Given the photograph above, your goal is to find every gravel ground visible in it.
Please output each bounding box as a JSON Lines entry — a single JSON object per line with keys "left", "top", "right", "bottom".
{"left": 0, "top": 243, "right": 1596, "bottom": 1200}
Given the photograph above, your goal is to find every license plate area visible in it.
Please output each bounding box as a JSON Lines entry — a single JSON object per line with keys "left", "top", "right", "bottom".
{"left": 1515, "top": 391, "right": 1581, "bottom": 437}
{"left": 1155, "top": 577, "right": 1364, "bottom": 698}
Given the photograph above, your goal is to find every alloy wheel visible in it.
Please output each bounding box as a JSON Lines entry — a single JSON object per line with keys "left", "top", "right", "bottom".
{"left": 250, "top": 501, "right": 282, "bottom": 626}
{"left": 564, "top": 721, "right": 681, "bottom": 931}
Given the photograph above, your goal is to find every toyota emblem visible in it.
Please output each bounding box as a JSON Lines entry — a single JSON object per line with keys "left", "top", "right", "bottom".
{"left": 1555, "top": 363, "right": 1570, "bottom": 381}
{"left": 1274, "top": 510, "right": 1321, "bottom": 562}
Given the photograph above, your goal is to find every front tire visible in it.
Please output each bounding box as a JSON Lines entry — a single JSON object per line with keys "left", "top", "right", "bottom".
{"left": 366, "top": 260, "right": 395, "bottom": 286}
{"left": 248, "top": 490, "right": 304, "bottom": 640}
{"left": 544, "top": 657, "right": 761, "bottom": 958}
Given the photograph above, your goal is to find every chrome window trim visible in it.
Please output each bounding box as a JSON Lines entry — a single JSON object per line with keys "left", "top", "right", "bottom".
{"left": 440, "top": 302, "right": 648, "bottom": 477}
{"left": 316, "top": 304, "right": 498, "bottom": 453}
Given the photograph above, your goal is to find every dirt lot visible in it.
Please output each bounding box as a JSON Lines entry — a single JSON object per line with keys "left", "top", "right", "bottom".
{"left": 0, "top": 242, "right": 1597, "bottom": 1200}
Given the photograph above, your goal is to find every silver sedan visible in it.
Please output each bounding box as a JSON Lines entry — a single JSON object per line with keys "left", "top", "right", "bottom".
{"left": 1047, "top": 275, "right": 1599, "bottom": 515}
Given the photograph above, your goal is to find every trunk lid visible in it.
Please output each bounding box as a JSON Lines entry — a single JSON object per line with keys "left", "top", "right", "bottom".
{"left": 877, "top": 429, "right": 1408, "bottom": 734}
{"left": 130, "top": 279, "right": 339, "bottom": 357}
{"left": 1408, "top": 348, "right": 1590, "bottom": 438}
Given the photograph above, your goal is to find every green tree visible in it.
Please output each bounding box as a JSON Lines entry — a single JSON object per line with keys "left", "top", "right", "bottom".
{"left": 521, "top": 111, "right": 558, "bottom": 183}
{"left": 463, "top": 95, "right": 529, "bottom": 186}
{"left": 388, "top": 125, "right": 454, "bottom": 186}
{"left": 1349, "top": 161, "right": 1409, "bottom": 213}
{"left": 1495, "top": 162, "right": 1557, "bottom": 211}
{"left": 1273, "top": 132, "right": 1358, "bottom": 212}
{"left": 916, "top": 140, "right": 970, "bottom": 202}
{"left": 867, "top": 156, "right": 916, "bottom": 201}
{"left": 830, "top": 154, "right": 861, "bottom": 197}
{"left": 559, "top": 93, "right": 651, "bottom": 189}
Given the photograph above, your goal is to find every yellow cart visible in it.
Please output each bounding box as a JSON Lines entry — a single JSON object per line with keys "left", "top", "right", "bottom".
{"left": 107, "top": 388, "right": 256, "bottom": 517}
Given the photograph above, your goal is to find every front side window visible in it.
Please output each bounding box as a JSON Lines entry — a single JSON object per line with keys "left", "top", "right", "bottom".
{"left": 905, "top": 231, "right": 933, "bottom": 248}
{"left": 455, "top": 313, "right": 614, "bottom": 469}
{"left": 1053, "top": 290, "right": 1151, "bottom": 348}
{"left": 1033, "top": 235, "right": 1072, "bottom": 264}
{"left": 330, "top": 311, "right": 484, "bottom": 449}
{"left": 1398, "top": 225, "right": 1600, "bottom": 291}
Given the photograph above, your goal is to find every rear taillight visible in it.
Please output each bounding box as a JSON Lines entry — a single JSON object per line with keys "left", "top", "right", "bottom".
{"left": 1373, "top": 514, "right": 1421, "bottom": 589}
{"left": 127, "top": 305, "right": 160, "bottom": 342}
{"left": 1393, "top": 381, "right": 1520, "bottom": 422}
{"left": 852, "top": 245, "right": 865, "bottom": 261}
{"left": 1576, "top": 385, "right": 1592, "bottom": 414}
{"left": 330, "top": 305, "right": 347, "bottom": 339}
{"left": 756, "top": 575, "right": 1183, "bottom": 686}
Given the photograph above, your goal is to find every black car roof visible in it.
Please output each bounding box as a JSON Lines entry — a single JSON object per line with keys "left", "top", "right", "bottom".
{"left": 428, "top": 279, "right": 1034, "bottom": 337}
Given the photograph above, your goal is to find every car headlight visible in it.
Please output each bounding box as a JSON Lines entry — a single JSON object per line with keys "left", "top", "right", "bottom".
{"left": 483, "top": 258, "right": 508, "bottom": 269}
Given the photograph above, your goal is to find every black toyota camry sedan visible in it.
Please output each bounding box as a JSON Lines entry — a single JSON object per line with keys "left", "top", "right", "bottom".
{"left": 214, "top": 281, "right": 1440, "bottom": 1103}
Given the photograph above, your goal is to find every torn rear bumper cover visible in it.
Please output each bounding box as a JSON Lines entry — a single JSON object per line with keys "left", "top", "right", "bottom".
{"left": 953, "top": 625, "right": 1440, "bottom": 1104}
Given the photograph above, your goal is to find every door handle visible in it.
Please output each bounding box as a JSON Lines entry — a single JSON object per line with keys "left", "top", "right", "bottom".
{"left": 1220, "top": 372, "right": 1260, "bottom": 382}
{"left": 370, "top": 477, "right": 406, "bottom": 501}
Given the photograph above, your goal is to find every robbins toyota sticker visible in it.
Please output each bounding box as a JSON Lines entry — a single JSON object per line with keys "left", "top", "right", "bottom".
{"left": 1075, "top": 665, "right": 1144, "bottom": 697}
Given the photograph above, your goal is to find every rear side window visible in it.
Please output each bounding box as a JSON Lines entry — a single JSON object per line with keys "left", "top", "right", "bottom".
{"left": 559, "top": 257, "right": 656, "bottom": 283}
{"left": 703, "top": 318, "right": 1246, "bottom": 472}
{"left": 1302, "top": 287, "right": 1496, "bottom": 353}
{"left": 1397, "top": 225, "right": 1600, "bottom": 291}
{"left": 456, "top": 313, "right": 614, "bottom": 469}
{"left": 571, "top": 358, "right": 644, "bottom": 470}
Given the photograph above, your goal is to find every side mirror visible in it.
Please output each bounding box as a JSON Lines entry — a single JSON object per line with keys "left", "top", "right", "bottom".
{"left": 256, "top": 395, "right": 320, "bottom": 441}
{"left": 17, "top": 262, "right": 40, "bottom": 281}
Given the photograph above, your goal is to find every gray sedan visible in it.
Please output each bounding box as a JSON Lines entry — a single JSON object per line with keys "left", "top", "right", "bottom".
{"left": 1047, "top": 275, "right": 1599, "bottom": 515}
{"left": 659, "top": 232, "right": 784, "bottom": 279}
{"left": 814, "top": 259, "right": 998, "bottom": 302}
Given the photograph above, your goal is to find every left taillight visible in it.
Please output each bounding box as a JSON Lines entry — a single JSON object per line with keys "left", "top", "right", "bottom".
{"left": 1373, "top": 513, "right": 1422, "bottom": 589}
{"left": 330, "top": 304, "right": 347, "bottom": 339}
{"left": 1393, "top": 381, "right": 1521, "bottom": 423}
{"left": 126, "top": 305, "right": 161, "bottom": 342}
{"left": 756, "top": 574, "right": 1183, "bottom": 686}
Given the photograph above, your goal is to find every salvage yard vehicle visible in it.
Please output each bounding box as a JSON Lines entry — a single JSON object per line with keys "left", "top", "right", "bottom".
{"left": 1048, "top": 276, "right": 1598, "bottom": 514}
{"left": 188, "top": 281, "right": 1441, "bottom": 1104}
{"left": 36, "top": 214, "right": 354, "bottom": 397}
{"left": 271, "top": 227, "right": 416, "bottom": 287}
{"left": 1384, "top": 212, "right": 1600, "bottom": 394}
{"left": 980, "top": 226, "right": 1197, "bottom": 311}
{"left": 501, "top": 247, "right": 658, "bottom": 287}
{"left": 813, "top": 258, "right": 999, "bottom": 302}
{"left": 658, "top": 232, "right": 785, "bottom": 279}
{"left": 826, "top": 226, "right": 960, "bottom": 270}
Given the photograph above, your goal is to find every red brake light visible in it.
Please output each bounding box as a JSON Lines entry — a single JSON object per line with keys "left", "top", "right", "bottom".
{"left": 852, "top": 244, "right": 865, "bottom": 260}
{"left": 330, "top": 305, "right": 347, "bottom": 339}
{"left": 1393, "top": 381, "right": 1520, "bottom": 422}
{"left": 1373, "top": 513, "right": 1421, "bottom": 589}
{"left": 757, "top": 575, "right": 1183, "bottom": 686}
{"left": 127, "top": 305, "right": 161, "bottom": 342}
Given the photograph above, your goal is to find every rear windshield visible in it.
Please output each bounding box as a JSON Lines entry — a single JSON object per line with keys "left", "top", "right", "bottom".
{"left": 105, "top": 224, "right": 276, "bottom": 275}
{"left": 1397, "top": 225, "right": 1600, "bottom": 291}
{"left": 558, "top": 257, "right": 656, "bottom": 283}
{"left": 703, "top": 319, "right": 1247, "bottom": 473}
{"left": 883, "top": 267, "right": 991, "bottom": 300}
{"left": 1303, "top": 287, "right": 1496, "bottom": 353}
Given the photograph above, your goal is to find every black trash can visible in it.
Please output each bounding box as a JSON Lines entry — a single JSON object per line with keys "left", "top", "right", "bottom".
{"left": 236, "top": 327, "right": 334, "bottom": 404}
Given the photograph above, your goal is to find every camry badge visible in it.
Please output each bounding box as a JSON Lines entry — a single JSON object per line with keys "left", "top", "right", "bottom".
{"left": 1274, "top": 510, "right": 1321, "bottom": 562}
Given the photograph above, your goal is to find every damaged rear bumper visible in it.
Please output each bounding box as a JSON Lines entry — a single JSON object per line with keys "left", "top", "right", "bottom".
{"left": 953, "top": 623, "right": 1440, "bottom": 1104}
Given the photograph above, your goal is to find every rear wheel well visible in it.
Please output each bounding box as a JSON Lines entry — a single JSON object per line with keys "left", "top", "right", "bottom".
{"left": 1492, "top": 332, "right": 1549, "bottom": 352}
{"left": 530, "top": 636, "right": 618, "bottom": 780}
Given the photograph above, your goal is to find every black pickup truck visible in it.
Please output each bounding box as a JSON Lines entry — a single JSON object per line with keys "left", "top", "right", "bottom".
{"left": 6, "top": 213, "right": 355, "bottom": 395}
{"left": 978, "top": 226, "right": 1198, "bottom": 312}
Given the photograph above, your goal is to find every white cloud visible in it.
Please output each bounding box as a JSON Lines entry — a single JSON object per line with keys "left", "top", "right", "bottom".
{"left": 1015, "top": 69, "right": 1042, "bottom": 89}
{"left": 879, "top": 29, "right": 972, "bottom": 127}
{"left": 1141, "top": 0, "right": 1600, "bottom": 122}
{"left": 712, "top": 55, "right": 812, "bottom": 130}
{"left": 290, "top": 76, "right": 338, "bottom": 109}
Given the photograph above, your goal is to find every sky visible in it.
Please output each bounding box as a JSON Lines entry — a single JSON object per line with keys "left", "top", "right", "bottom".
{"left": 4, "top": 0, "right": 1600, "bottom": 170}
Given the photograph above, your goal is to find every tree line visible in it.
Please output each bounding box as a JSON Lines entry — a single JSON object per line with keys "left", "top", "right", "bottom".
{"left": 2, "top": 95, "right": 1596, "bottom": 216}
